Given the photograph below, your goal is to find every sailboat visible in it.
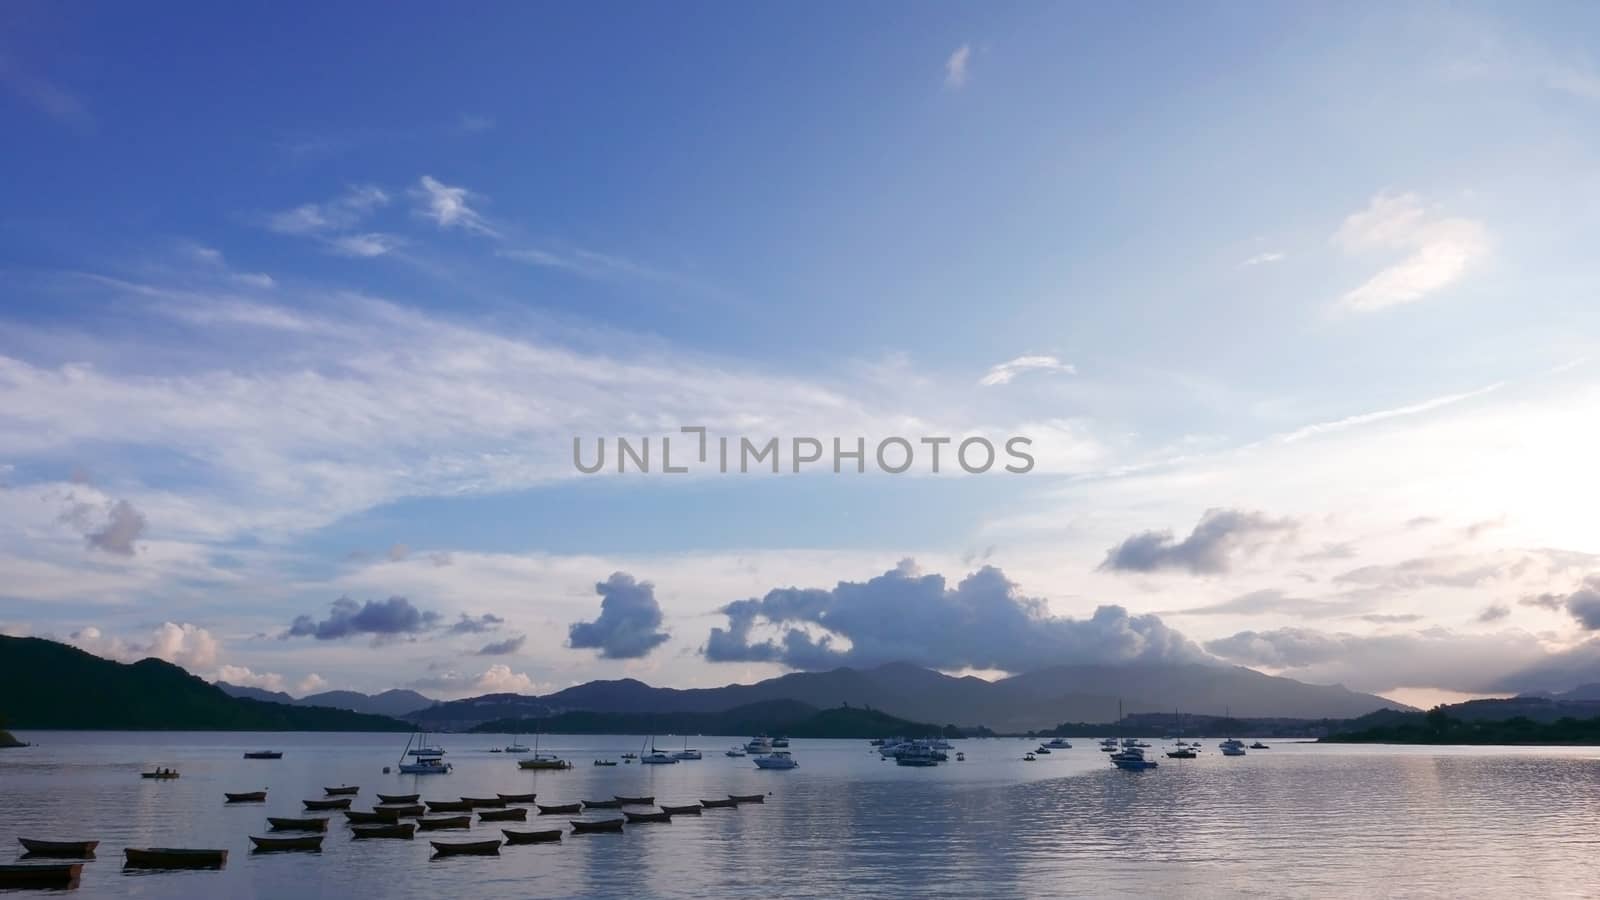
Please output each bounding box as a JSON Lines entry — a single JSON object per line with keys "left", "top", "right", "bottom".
{"left": 639, "top": 735, "right": 677, "bottom": 765}
{"left": 516, "top": 733, "right": 571, "bottom": 770}
{"left": 398, "top": 730, "right": 452, "bottom": 775}
{"left": 671, "top": 734, "right": 701, "bottom": 761}
{"left": 503, "top": 733, "right": 530, "bottom": 754}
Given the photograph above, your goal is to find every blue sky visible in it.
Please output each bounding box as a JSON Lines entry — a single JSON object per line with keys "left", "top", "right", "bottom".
{"left": 4, "top": 3, "right": 1600, "bottom": 707}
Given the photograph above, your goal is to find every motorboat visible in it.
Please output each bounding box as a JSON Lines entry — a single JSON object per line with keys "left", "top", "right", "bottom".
{"left": 745, "top": 736, "right": 773, "bottom": 754}
{"left": 1023, "top": 752, "right": 1037, "bottom": 761}
{"left": 771, "top": 736, "right": 791, "bottom": 748}
{"left": 895, "top": 745, "right": 939, "bottom": 766}
{"left": 1219, "top": 738, "right": 1247, "bottom": 757}
{"left": 1034, "top": 746, "right": 1052, "bottom": 754}
{"left": 1110, "top": 746, "right": 1159, "bottom": 771}
{"left": 753, "top": 750, "right": 798, "bottom": 769}
{"left": 1099, "top": 738, "right": 1119, "bottom": 753}
{"left": 725, "top": 746, "right": 747, "bottom": 757}
{"left": 1250, "top": 741, "right": 1270, "bottom": 750}
{"left": 1166, "top": 747, "right": 1196, "bottom": 759}
{"left": 399, "top": 756, "right": 452, "bottom": 775}
{"left": 1042, "top": 738, "right": 1072, "bottom": 749}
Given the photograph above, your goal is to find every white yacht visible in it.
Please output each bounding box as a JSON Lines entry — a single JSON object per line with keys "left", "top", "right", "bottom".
{"left": 1042, "top": 737, "right": 1072, "bottom": 749}
{"left": 725, "top": 745, "right": 747, "bottom": 757}
{"left": 745, "top": 736, "right": 773, "bottom": 754}
{"left": 671, "top": 736, "right": 702, "bottom": 760}
{"left": 753, "top": 750, "right": 798, "bottom": 769}
{"left": 639, "top": 736, "right": 678, "bottom": 764}
{"left": 1110, "top": 745, "right": 1158, "bottom": 771}
{"left": 398, "top": 730, "right": 452, "bottom": 774}
{"left": 1219, "top": 738, "right": 1247, "bottom": 757}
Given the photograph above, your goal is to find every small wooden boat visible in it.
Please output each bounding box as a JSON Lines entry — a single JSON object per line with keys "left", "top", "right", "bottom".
{"left": 460, "top": 796, "right": 506, "bottom": 808}
{"left": 417, "top": 815, "right": 471, "bottom": 830}
{"left": 478, "top": 807, "right": 528, "bottom": 822}
{"left": 124, "top": 848, "right": 228, "bottom": 868}
{"left": 699, "top": 797, "right": 738, "bottom": 808}
{"left": 267, "top": 817, "right": 328, "bottom": 831}
{"left": 323, "top": 785, "right": 360, "bottom": 796}
{"left": 430, "top": 839, "right": 500, "bottom": 856}
{"left": 569, "top": 818, "right": 624, "bottom": 833}
{"left": 225, "top": 790, "right": 267, "bottom": 803}
{"left": 376, "top": 804, "right": 425, "bottom": 818}
{"left": 17, "top": 838, "right": 98, "bottom": 857}
{"left": 623, "top": 810, "right": 671, "bottom": 824}
{"left": 243, "top": 751, "right": 283, "bottom": 759}
{"left": 729, "top": 793, "right": 766, "bottom": 803}
{"left": 496, "top": 792, "right": 537, "bottom": 803}
{"left": 660, "top": 803, "right": 702, "bottom": 815}
{"left": 614, "top": 794, "right": 654, "bottom": 805}
{"left": 249, "top": 834, "right": 323, "bottom": 852}
{"left": 344, "top": 810, "right": 391, "bottom": 824}
{"left": 303, "top": 797, "right": 352, "bottom": 811}
{"left": 425, "top": 800, "right": 473, "bottom": 813}
{"left": 593, "top": 759, "right": 618, "bottom": 766}
{"left": 582, "top": 799, "right": 621, "bottom": 809}
{"left": 536, "top": 802, "right": 581, "bottom": 815}
{"left": 351, "top": 823, "right": 415, "bottom": 839}
{"left": 376, "top": 792, "right": 420, "bottom": 804}
{"left": 141, "top": 770, "right": 180, "bottom": 779}
{"left": 501, "top": 828, "right": 561, "bottom": 844}
{"left": 0, "top": 863, "right": 83, "bottom": 887}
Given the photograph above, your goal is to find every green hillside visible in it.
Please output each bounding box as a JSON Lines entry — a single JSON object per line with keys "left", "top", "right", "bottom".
{"left": 0, "top": 635, "right": 410, "bottom": 731}
{"left": 470, "top": 699, "right": 963, "bottom": 738}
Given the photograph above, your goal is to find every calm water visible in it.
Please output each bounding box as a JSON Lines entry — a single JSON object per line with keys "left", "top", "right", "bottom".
{"left": 2, "top": 733, "right": 1599, "bottom": 898}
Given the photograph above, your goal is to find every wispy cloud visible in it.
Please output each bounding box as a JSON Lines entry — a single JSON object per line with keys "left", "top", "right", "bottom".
{"left": 1241, "top": 251, "right": 1285, "bottom": 267}
{"left": 267, "top": 185, "right": 389, "bottom": 236}
{"left": 1276, "top": 381, "right": 1503, "bottom": 444}
{"left": 413, "top": 175, "right": 497, "bottom": 236}
{"left": 1333, "top": 191, "right": 1489, "bottom": 312}
{"left": 0, "top": 54, "right": 93, "bottom": 133}
{"left": 979, "top": 355, "right": 1075, "bottom": 387}
{"left": 945, "top": 44, "right": 971, "bottom": 89}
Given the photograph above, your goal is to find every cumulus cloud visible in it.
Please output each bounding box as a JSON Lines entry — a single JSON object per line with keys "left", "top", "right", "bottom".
{"left": 1548, "top": 576, "right": 1600, "bottom": 630}
{"left": 1333, "top": 191, "right": 1489, "bottom": 312}
{"left": 284, "top": 596, "right": 441, "bottom": 641}
{"left": 1100, "top": 508, "right": 1297, "bottom": 575}
{"left": 1477, "top": 603, "right": 1511, "bottom": 623}
{"left": 978, "top": 355, "right": 1075, "bottom": 387}
{"left": 58, "top": 494, "right": 147, "bottom": 556}
{"left": 704, "top": 559, "right": 1210, "bottom": 672}
{"left": 1163, "top": 588, "right": 1367, "bottom": 619}
{"left": 945, "top": 44, "right": 971, "bottom": 88}
{"left": 414, "top": 175, "right": 496, "bottom": 236}
{"left": 448, "top": 613, "right": 505, "bottom": 634}
{"left": 69, "top": 622, "right": 219, "bottom": 671}
{"left": 567, "top": 572, "right": 670, "bottom": 659}
{"left": 476, "top": 634, "right": 526, "bottom": 656}
{"left": 409, "top": 664, "right": 543, "bottom": 698}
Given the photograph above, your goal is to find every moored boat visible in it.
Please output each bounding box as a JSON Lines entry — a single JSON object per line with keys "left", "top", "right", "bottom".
{"left": 376, "top": 792, "right": 420, "bottom": 804}
{"left": 729, "top": 793, "right": 766, "bottom": 803}
{"left": 1110, "top": 746, "right": 1159, "bottom": 771}
{"left": 267, "top": 817, "right": 328, "bottom": 831}
{"left": 501, "top": 828, "right": 562, "bottom": 844}
{"left": 593, "top": 759, "right": 618, "bottom": 766}
{"left": 324, "top": 785, "right": 360, "bottom": 796}
{"left": 518, "top": 756, "right": 573, "bottom": 770}
{"left": 1166, "top": 747, "right": 1197, "bottom": 759}
{"left": 425, "top": 800, "right": 473, "bottom": 812}
{"left": 725, "top": 746, "right": 746, "bottom": 757}
{"left": 536, "top": 802, "right": 581, "bottom": 815}
{"left": 699, "top": 797, "right": 739, "bottom": 808}
{"left": 344, "top": 810, "right": 392, "bottom": 824}
{"left": 623, "top": 810, "right": 671, "bottom": 823}
{"left": 569, "top": 818, "right": 624, "bottom": 833}
{"left": 660, "top": 803, "right": 702, "bottom": 815}
{"left": 248, "top": 834, "right": 323, "bottom": 852}
{"left": 496, "top": 792, "right": 538, "bottom": 803}
{"left": 141, "top": 769, "right": 180, "bottom": 779}
{"left": 225, "top": 790, "right": 267, "bottom": 803}
{"left": 479, "top": 807, "right": 528, "bottom": 822}
{"left": 377, "top": 804, "right": 425, "bottom": 818}
{"left": 0, "top": 864, "right": 83, "bottom": 887}
{"left": 124, "top": 848, "right": 228, "bottom": 868}
{"left": 582, "top": 799, "right": 621, "bottom": 809}
{"left": 1023, "top": 752, "right": 1037, "bottom": 761}
{"left": 303, "top": 797, "right": 352, "bottom": 811}
{"left": 17, "top": 838, "right": 98, "bottom": 857}
{"left": 753, "top": 750, "right": 798, "bottom": 769}
{"left": 461, "top": 796, "right": 506, "bottom": 808}
{"left": 1042, "top": 737, "right": 1072, "bottom": 749}
{"left": 417, "top": 815, "right": 471, "bottom": 830}
{"left": 1250, "top": 741, "right": 1270, "bottom": 749}
{"left": 430, "top": 839, "right": 500, "bottom": 856}
{"left": 351, "top": 823, "right": 416, "bottom": 839}
{"left": 243, "top": 751, "right": 283, "bottom": 760}
{"left": 399, "top": 757, "right": 453, "bottom": 775}
{"left": 614, "top": 794, "right": 654, "bottom": 805}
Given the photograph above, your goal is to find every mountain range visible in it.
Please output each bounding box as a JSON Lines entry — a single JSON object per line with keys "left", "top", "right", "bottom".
{"left": 403, "top": 661, "right": 1407, "bottom": 732}
{"left": 216, "top": 682, "right": 435, "bottom": 718}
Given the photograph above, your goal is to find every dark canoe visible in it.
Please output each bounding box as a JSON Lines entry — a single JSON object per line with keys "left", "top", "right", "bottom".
{"left": 376, "top": 804, "right": 425, "bottom": 818}
{"left": 225, "top": 791, "right": 267, "bottom": 803}
{"left": 267, "top": 817, "right": 328, "bottom": 831}
{"left": 344, "top": 810, "right": 391, "bottom": 824}
{"left": 660, "top": 803, "right": 702, "bottom": 815}
{"left": 496, "top": 792, "right": 537, "bottom": 803}
{"left": 614, "top": 795, "right": 654, "bottom": 805}
{"left": 124, "top": 848, "right": 228, "bottom": 868}
{"left": 430, "top": 839, "right": 501, "bottom": 856}
{"left": 460, "top": 796, "right": 506, "bottom": 808}
{"left": 425, "top": 800, "right": 473, "bottom": 813}
{"left": 569, "top": 819, "right": 624, "bottom": 833}
{"left": 376, "top": 792, "right": 420, "bottom": 804}
{"left": 303, "top": 797, "right": 352, "bottom": 810}
{"left": 699, "top": 798, "right": 738, "bottom": 808}
{"left": 623, "top": 810, "right": 671, "bottom": 824}
{"left": 581, "top": 799, "right": 621, "bottom": 809}
{"left": 478, "top": 808, "right": 527, "bottom": 822}
{"left": 324, "top": 785, "right": 360, "bottom": 796}
{"left": 729, "top": 793, "right": 766, "bottom": 803}
{"left": 0, "top": 864, "right": 83, "bottom": 887}
{"left": 351, "top": 823, "right": 415, "bottom": 839}
{"left": 249, "top": 835, "right": 323, "bottom": 852}
{"left": 417, "top": 816, "right": 471, "bottom": 830}
{"left": 536, "top": 803, "right": 581, "bottom": 815}
{"left": 140, "top": 772, "right": 180, "bottom": 779}
{"left": 243, "top": 751, "right": 283, "bottom": 759}
{"left": 501, "top": 828, "right": 562, "bottom": 845}
{"left": 18, "top": 838, "right": 98, "bottom": 857}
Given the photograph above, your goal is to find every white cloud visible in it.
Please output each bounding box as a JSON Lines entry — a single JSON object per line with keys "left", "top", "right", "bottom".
{"left": 215, "top": 664, "right": 286, "bottom": 692}
{"left": 69, "top": 622, "right": 220, "bottom": 671}
{"left": 1333, "top": 191, "right": 1489, "bottom": 312}
{"left": 328, "top": 233, "right": 402, "bottom": 258}
{"left": 945, "top": 44, "right": 971, "bottom": 89}
{"left": 1241, "top": 251, "right": 1285, "bottom": 267}
{"left": 231, "top": 273, "right": 276, "bottom": 289}
{"left": 413, "top": 175, "right": 496, "bottom": 236}
{"left": 409, "top": 664, "right": 547, "bottom": 699}
{"left": 979, "top": 355, "right": 1075, "bottom": 387}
